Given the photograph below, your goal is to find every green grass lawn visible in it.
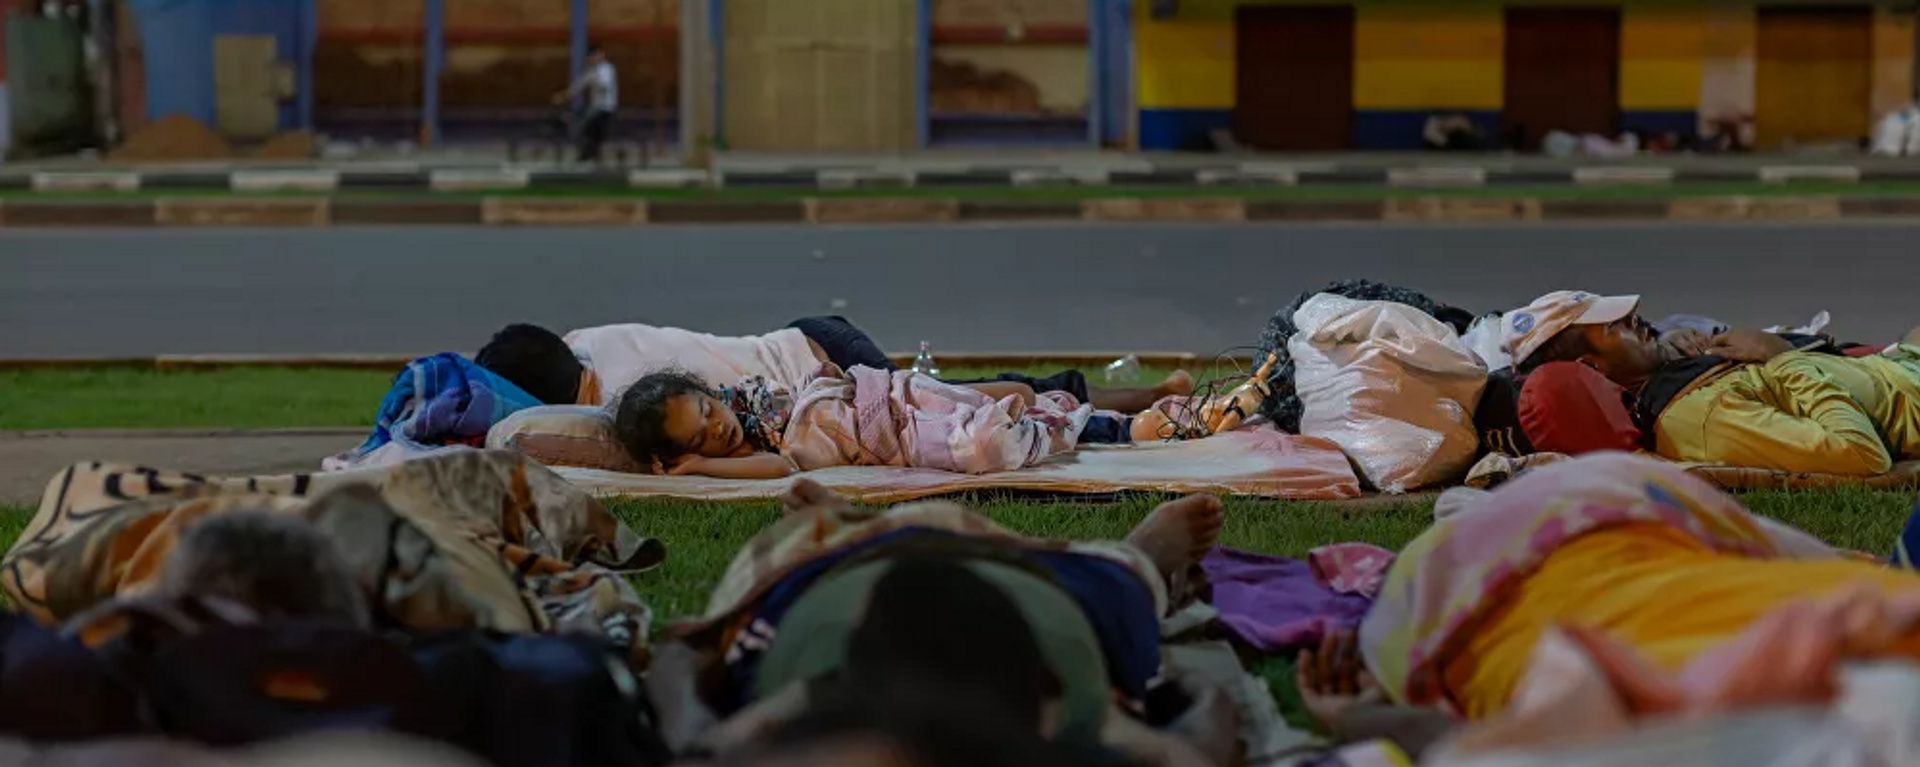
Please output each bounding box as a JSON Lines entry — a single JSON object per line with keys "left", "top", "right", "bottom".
{"left": 0, "top": 364, "right": 1211, "bottom": 431}
{"left": 5, "top": 180, "right": 1920, "bottom": 202}
{"left": 6, "top": 364, "right": 1918, "bottom": 727}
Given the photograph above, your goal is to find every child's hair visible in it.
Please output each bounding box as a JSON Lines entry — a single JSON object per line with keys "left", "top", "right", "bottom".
{"left": 612, "top": 369, "right": 718, "bottom": 468}
{"left": 475, "top": 323, "right": 583, "bottom": 405}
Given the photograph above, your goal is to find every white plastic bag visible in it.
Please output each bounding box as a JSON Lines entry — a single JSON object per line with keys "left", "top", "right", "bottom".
{"left": 1460, "top": 313, "right": 1511, "bottom": 371}
{"left": 1288, "top": 294, "right": 1488, "bottom": 492}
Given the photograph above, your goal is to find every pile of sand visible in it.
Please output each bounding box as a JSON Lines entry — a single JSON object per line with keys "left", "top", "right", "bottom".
{"left": 109, "top": 114, "right": 233, "bottom": 161}
{"left": 250, "top": 131, "right": 318, "bottom": 160}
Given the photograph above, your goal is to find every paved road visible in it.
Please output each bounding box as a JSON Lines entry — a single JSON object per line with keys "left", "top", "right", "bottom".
{"left": 2, "top": 222, "right": 1916, "bottom": 360}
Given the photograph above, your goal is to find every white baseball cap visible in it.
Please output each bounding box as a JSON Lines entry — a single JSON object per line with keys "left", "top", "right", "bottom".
{"left": 1502, "top": 291, "right": 1642, "bottom": 364}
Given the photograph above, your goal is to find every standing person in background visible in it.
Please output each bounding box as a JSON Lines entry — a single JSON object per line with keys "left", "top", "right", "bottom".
{"left": 556, "top": 47, "right": 618, "bottom": 164}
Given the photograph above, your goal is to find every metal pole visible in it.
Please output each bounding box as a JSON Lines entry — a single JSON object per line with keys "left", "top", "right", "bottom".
{"left": 678, "top": 0, "right": 697, "bottom": 163}
{"left": 569, "top": 0, "right": 587, "bottom": 111}
{"left": 298, "top": 0, "right": 315, "bottom": 130}
{"left": 422, "top": 0, "right": 442, "bottom": 144}
{"left": 1087, "top": 0, "right": 1101, "bottom": 147}
{"left": 915, "top": 0, "right": 930, "bottom": 148}
{"left": 708, "top": 0, "right": 724, "bottom": 150}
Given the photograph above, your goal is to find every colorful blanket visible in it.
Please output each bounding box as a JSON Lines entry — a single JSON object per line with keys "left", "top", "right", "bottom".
{"left": 326, "top": 353, "right": 545, "bottom": 470}
{"left": 3, "top": 450, "right": 664, "bottom": 664}
{"left": 1358, "top": 452, "right": 1838, "bottom": 710}
{"left": 1200, "top": 547, "right": 1379, "bottom": 652}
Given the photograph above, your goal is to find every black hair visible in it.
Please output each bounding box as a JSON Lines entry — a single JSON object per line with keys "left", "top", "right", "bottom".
{"left": 1517, "top": 328, "right": 1595, "bottom": 375}
{"left": 475, "top": 323, "right": 583, "bottom": 405}
{"left": 157, "top": 511, "right": 370, "bottom": 628}
{"left": 612, "top": 369, "right": 718, "bottom": 468}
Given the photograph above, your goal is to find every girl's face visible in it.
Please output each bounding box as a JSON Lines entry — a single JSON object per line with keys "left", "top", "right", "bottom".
{"left": 661, "top": 392, "right": 746, "bottom": 458}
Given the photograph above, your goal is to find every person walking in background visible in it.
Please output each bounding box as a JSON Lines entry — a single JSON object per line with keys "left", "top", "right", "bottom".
{"left": 555, "top": 47, "right": 617, "bottom": 164}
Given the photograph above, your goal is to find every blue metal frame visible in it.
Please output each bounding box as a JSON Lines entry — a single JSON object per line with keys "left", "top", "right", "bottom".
{"left": 708, "top": 0, "right": 725, "bottom": 149}
{"left": 570, "top": 0, "right": 589, "bottom": 111}
{"left": 915, "top": 0, "right": 932, "bottom": 148}
{"left": 1086, "top": 0, "right": 1103, "bottom": 147}
{"left": 298, "top": 0, "right": 317, "bottom": 130}
{"left": 423, "top": 0, "right": 444, "bottom": 144}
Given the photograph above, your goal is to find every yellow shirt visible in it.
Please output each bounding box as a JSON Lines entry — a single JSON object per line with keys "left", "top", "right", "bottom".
{"left": 1655, "top": 349, "right": 1920, "bottom": 475}
{"left": 1446, "top": 523, "right": 1920, "bottom": 718}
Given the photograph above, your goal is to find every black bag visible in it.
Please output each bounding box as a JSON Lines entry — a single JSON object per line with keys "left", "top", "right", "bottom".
{"left": 0, "top": 613, "right": 144, "bottom": 742}
{"left": 413, "top": 632, "right": 672, "bottom": 767}
{"left": 1472, "top": 367, "right": 1536, "bottom": 458}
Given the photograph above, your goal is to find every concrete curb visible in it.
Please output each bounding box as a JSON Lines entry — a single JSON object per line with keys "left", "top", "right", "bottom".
{"left": 3, "top": 195, "right": 1919, "bottom": 227}
{"left": 0, "top": 352, "right": 1207, "bottom": 372}
{"left": 9, "top": 164, "right": 1920, "bottom": 192}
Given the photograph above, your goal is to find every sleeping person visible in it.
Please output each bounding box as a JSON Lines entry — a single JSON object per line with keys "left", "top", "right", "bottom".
{"left": 475, "top": 319, "right": 1193, "bottom": 415}
{"left": 1505, "top": 290, "right": 1920, "bottom": 475}
{"left": 609, "top": 362, "right": 1276, "bottom": 479}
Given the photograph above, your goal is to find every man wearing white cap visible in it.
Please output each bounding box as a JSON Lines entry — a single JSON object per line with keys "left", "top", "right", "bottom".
{"left": 1504, "top": 289, "right": 1920, "bottom": 476}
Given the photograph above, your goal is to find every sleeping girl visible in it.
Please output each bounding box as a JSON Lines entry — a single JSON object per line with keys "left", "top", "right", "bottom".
{"left": 611, "top": 358, "right": 1279, "bottom": 479}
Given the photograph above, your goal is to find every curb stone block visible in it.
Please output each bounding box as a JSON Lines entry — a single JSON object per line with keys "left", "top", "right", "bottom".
{"left": 1667, "top": 196, "right": 1751, "bottom": 220}
{"left": 1245, "top": 200, "right": 1385, "bottom": 221}
{"left": 156, "top": 198, "right": 329, "bottom": 226}
{"left": 31, "top": 172, "right": 140, "bottom": 192}
{"left": 804, "top": 198, "right": 959, "bottom": 224}
{"left": 1197, "top": 169, "right": 1298, "bottom": 186}
{"left": 816, "top": 169, "right": 915, "bottom": 189}
{"left": 958, "top": 201, "right": 1082, "bottom": 220}
{"left": 430, "top": 169, "right": 531, "bottom": 191}
{"left": 230, "top": 170, "right": 341, "bottom": 192}
{"left": 646, "top": 200, "right": 807, "bottom": 223}
{"left": 1081, "top": 198, "right": 1247, "bottom": 221}
{"left": 1012, "top": 169, "right": 1110, "bottom": 186}
{"left": 0, "top": 200, "right": 158, "bottom": 226}
{"left": 1759, "top": 166, "right": 1861, "bottom": 184}
{"left": 479, "top": 198, "right": 647, "bottom": 225}
{"left": 331, "top": 199, "right": 484, "bottom": 225}
{"left": 1387, "top": 168, "right": 1487, "bottom": 188}
{"left": 1572, "top": 167, "right": 1674, "bottom": 185}
{"left": 1748, "top": 196, "right": 1843, "bottom": 220}
{"left": 1539, "top": 199, "right": 1669, "bottom": 220}
{"left": 627, "top": 169, "right": 710, "bottom": 189}
{"left": 1384, "top": 197, "right": 1540, "bottom": 221}
{"left": 1839, "top": 197, "right": 1920, "bottom": 217}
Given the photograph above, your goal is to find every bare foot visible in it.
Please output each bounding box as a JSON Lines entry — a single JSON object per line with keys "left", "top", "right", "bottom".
{"left": 1125, "top": 494, "right": 1224, "bottom": 579}
{"left": 781, "top": 477, "right": 855, "bottom": 516}
{"left": 1156, "top": 370, "right": 1196, "bottom": 398}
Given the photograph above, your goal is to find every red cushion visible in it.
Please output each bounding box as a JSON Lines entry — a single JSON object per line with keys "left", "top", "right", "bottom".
{"left": 1518, "top": 361, "right": 1641, "bottom": 455}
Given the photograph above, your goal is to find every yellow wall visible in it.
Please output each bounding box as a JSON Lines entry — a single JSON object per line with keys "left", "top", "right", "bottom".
{"left": 1352, "top": 7, "right": 1502, "bottom": 110}
{"left": 1874, "top": 7, "right": 1916, "bottom": 117}
{"left": 1134, "top": 13, "right": 1232, "bottom": 109}
{"left": 1620, "top": 8, "right": 1704, "bottom": 110}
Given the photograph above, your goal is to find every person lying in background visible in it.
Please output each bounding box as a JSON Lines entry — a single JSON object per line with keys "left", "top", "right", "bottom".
{"left": 475, "top": 320, "right": 1192, "bottom": 414}
{"left": 1504, "top": 290, "right": 1920, "bottom": 475}
{"left": 1362, "top": 453, "right": 1920, "bottom": 721}
{"left": 608, "top": 359, "right": 1276, "bottom": 479}
{"left": 648, "top": 479, "right": 1228, "bottom": 767}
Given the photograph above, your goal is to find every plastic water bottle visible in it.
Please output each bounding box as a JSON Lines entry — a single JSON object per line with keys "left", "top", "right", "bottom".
{"left": 1103, "top": 354, "right": 1142, "bottom": 385}
{"left": 911, "top": 341, "right": 940, "bottom": 377}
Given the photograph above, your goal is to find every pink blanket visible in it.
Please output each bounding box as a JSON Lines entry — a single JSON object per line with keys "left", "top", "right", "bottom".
{"left": 553, "top": 427, "right": 1362, "bottom": 503}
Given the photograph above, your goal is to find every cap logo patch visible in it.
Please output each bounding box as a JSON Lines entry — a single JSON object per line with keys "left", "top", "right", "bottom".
{"left": 1511, "top": 313, "right": 1536, "bottom": 334}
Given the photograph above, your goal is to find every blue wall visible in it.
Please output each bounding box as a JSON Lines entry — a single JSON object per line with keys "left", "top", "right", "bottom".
{"left": 127, "top": 0, "right": 314, "bottom": 129}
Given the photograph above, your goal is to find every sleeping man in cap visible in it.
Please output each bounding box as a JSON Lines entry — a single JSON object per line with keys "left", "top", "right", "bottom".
{"left": 1505, "top": 289, "right": 1920, "bottom": 476}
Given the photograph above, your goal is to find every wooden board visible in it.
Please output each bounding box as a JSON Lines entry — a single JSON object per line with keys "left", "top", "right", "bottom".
{"left": 1232, "top": 5, "right": 1354, "bottom": 151}
{"left": 1755, "top": 6, "right": 1873, "bottom": 150}
{"left": 1503, "top": 7, "right": 1620, "bottom": 150}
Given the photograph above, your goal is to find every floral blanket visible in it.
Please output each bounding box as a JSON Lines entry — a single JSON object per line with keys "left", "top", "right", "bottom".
{"left": 1358, "top": 452, "right": 1837, "bottom": 709}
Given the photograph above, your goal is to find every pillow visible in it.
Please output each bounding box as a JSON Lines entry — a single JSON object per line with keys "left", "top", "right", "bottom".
{"left": 485, "top": 406, "right": 649, "bottom": 475}
{"left": 1517, "top": 362, "right": 1641, "bottom": 456}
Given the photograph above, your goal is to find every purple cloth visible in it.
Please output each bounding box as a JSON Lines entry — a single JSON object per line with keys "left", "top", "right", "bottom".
{"left": 1202, "top": 546, "right": 1374, "bottom": 652}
